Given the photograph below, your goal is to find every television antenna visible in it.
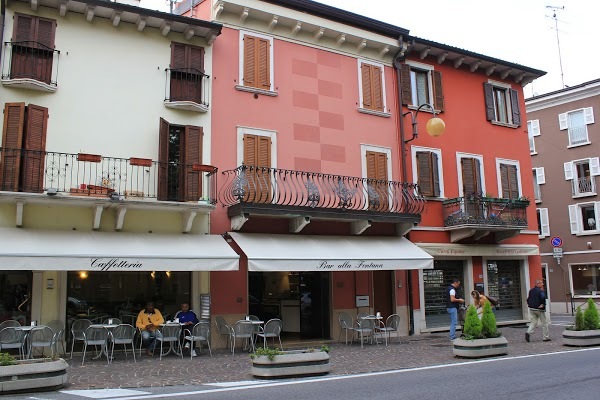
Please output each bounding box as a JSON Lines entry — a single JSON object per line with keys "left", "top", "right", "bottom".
{"left": 546, "top": 5, "right": 565, "bottom": 89}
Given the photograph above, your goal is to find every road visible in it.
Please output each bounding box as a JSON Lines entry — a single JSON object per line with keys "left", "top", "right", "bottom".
{"left": 16, "top": 347, "right": 599, "bottom": 400}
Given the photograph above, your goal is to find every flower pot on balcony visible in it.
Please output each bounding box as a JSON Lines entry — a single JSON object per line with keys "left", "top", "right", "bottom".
{"left": 251, "top": 350, "right": 330, "bottom": 378}
{"left": 0, "top": 357, "right": 68, "bottom": 393}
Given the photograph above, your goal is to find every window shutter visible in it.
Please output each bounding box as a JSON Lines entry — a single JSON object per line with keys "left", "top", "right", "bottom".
{"left": 509, "top": 89, "right": 521, "bottom": 127}
{"left": 400, "top": 64, "right": 412, "bottom": 105}
{"left": 371, "top": 65, "right": 384, "bottom": 112}
{"left": 157, "top": 118, "right": 170, "bottom": 201}
{"left": 530, "top": 119, "right": 541, "bottom": 136}
{"left": 35, "top": 17, "right": 56, "bottom": 49}
{"left": 243, "top": 134, "right": 271, "bottom": 203}
{"left": 432, "top": 70, "right": 444, "bottom": 112}
{"left": 366, "top": 151, "right": 388, "bottom": 210}
{"left": 257, "top": 38, "right": 271, "bottom": 90}
{"left": 483, "top": 83, "right": 495, "bottom": 121}
{"left": 182, "top": 126, "right": 203, "bottom": 201}
{"left": 0, "top": 103, "right": 26, "bottom": 191}
{"left": 416, "top": 151, "right": 433, "bottom": 196}
{"left": 431, "top": 152, "right": 440, "bottom": 197}
{"left": 564, "top": 162, "right": 573, "bottom": 180}
{"left": 474, "top": 158, "right": 482, "bottom": 194}
{"left": 361, "top": 63, "right": 373, "bottom": 109}
{"left": 539, "top": 208, "right": 550, "bottom": 237}
{"left": 590, "top": 157, "right": 600, "bottom": 176}
{"left": 375, "top": 152, "right": 387, "bottom": 181}
{"left": 13, "top": 13, "right": 35, "bottom": 42}
{"left": 500, "top": 164, "right": 510, "bottom": 198}
{"left": 461, "top": 158, "right": 476, "bottom": 196}
{"left": 21, "top": 104, "right": 48, "bottom": 193}
{"left": 257, "top": 136, "right": 271, "bottom": 168}
{"left": 508, "top": 164, "right": 519, "bottom": 199}
{"left": 243, "top": 134, "right": 257, "bottom": 166}
{"left": 584, "top": 107, "right": 594, "bottom": 125}
{"left": 171, "top": 42, "right": 187, "bottom": 69}
{"left": 558, "top": 113, "right": 568, "bottom": 130}
{"left": 188, "top": 45, "right": 204, "bottom": 73}
{"left": 243, "top": 35, "right": 256, "bottom": 88}
{"left": 568, "top": 204, "right": 579, "bottom": 234}
{"left": 366, "top": 151, "right": 376, "bottom": 180}
{"left": 536, "top": 167, "right": 546, "bottom": 185}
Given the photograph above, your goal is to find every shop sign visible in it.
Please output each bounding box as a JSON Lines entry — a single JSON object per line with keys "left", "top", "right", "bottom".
{"left": 317, "top": 260, "right": 384, "bottom": 270}
{"left": 90, "top": 258, "right": 144, "bottom": 271}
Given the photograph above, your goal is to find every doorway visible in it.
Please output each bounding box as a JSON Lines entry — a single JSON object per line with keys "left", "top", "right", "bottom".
{"left": 373, "top": 271, "right": 393, "bottom": 319}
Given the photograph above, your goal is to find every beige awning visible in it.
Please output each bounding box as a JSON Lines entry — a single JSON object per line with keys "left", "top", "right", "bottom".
{"left": 417, "top": 243, "right": 539, "bottom": 257}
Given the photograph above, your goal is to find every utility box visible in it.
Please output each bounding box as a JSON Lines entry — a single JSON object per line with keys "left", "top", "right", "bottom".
{"left": 355, "top": 295, "right": 369, "bottom": 307}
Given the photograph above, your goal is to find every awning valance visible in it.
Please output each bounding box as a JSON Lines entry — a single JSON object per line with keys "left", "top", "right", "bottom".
{"left": 417, "top": 243, "right": 539, "bottom": 257}
{"left": 0, "top": 228, "right": 239, "bottom": 271}
{"left": 229, "top": 233, "right": 433, "bottom": 272}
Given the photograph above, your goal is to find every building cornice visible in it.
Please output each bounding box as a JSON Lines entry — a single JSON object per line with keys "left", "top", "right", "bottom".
{"left": 526, "top": 80, "right": 600, "bottom": 113}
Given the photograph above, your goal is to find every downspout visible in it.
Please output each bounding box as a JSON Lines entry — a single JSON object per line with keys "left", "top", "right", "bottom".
{"left": 1, "top": 0, "right": 6, "bottom": 68}
{"left": 393, "top": 35, "right": 416, "bottom": 335}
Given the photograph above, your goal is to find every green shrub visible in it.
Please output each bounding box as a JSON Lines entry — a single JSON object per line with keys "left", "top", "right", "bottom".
{"left": 250, "top": 347, "right": 283, "bottom": 361}
{"left": 582, "top": 298, "right": 600, "bottom": 330}
{"left": 574, "top": 306, "right": 584, "bottom": 331}
{"left": 480, "top": 302, "right": 498, "bottom": 338}
{"left": 319, "top": 345, "right": 330, "bottom": 353}
{"left": 462, "top": 305, "right": 482, "bottom": 339}
{"left": 0, "top": 352, "right": 16, "bottom": 366}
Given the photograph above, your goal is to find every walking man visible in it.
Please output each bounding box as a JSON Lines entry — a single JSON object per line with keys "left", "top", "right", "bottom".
{"left": 526, "top": 279, "right": 550, "bottom": 342}
{"left": 447, "top": 278, "right": 465, "bottom": 341}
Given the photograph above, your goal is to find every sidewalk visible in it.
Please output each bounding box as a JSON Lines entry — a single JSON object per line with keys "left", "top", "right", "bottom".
{"left": 66, "top": 319, "right": 571, "bottom": 390}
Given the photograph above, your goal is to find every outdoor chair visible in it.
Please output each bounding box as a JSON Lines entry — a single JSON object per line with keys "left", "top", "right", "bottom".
{"left": 46, "top": 320, "right": 66, "bottom": 355}
{"left": 28, "top": 326, "right": 56, "bottom": 358}
{"left": 0, "top": 327, "right": 26, "bottom": 359}
{"left": 375, "top": 314, "right": 401, "bottom": 345}
{"left": 338, "top": 312, "right": 355, "bottom": 345}
{"left": 156, "top": 324, "right": 183, "bottom": 361}
{"left": 183, "top": 322, "right": 212, "bottom": 359}
{"left": 81, "top": 326, "right": 110, "bottom": 365}
{"left": 255, "top": 318, "right": 282, "bottom": 349}
{"left": 119, "top": 312, "right": 138, "bottom": 327}
{"left": 70, "top": 319, "right": 92, "bottom": 359}
{"left": 110, "top": 324, "right": 136, "bottom": 362}
{"left": 0, "top": 320, "right": 20, "bottom": 331}
{"left": 230, "top": 320, "right": 254, "bottom": 355}
{"left": 355, "top": 317, "right": 376, "bottom": 348}
{"left": 103, "top": 318, "right": 123, "bottom": 325}
{"left": 215, "top": 316, "right": 231, "bottom": 349}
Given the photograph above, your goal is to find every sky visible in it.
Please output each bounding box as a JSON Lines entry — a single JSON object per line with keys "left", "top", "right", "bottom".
{"left": 139, "top": 0, "right": 599, "bottom": 97}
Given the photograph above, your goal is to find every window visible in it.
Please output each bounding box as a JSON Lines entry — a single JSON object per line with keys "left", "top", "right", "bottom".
{"left": 496, "top": 160, "right": 521, "bottom": 200}
{"left": 0, "top": 271, "right": 32, "bottom": 325}
{"left": 458, "top": 155, "right": 484, "bottom": 197}
{"left": 365, "top": 150, "right": 389, "bottom": 211}
{"left": 412, "top": 147, "right": 443, "bottom": 198}
{"left": 536, "top": 208, "right": 549, "bottom": 238}
{"left": 157, "top": 118, "right": 203, "bottom": 202}
{"left": 483, "top": 81, "right": 521, "bottom": 127}
{"left": 0, "top": 102, "right": 48, "bottom": 193}
{"left": 243, "top": 133, "right": 272, "bottom": 203}
{"left": 168, "top": 42, "right": 205, "bottom": 105}
{"left": 559, "top": 108, "right": 594, "bottom": 146}
{"left": 527, "top": 119, "right": 540, "bottom": 154}
{"left": 570, "top": 264, "right": 600, "bottom": 297}
{"left": 9, "top": 14, "right": 56, "bottom": 84}
{"left": 564, "top": 158, "right": 600, "bottom": 197}
{"left": 239, "top": 32, "right": 273, "bottom": 92}
{"left": 358, "top": 60, "right": 386, "bottom": 114}
{"left": 401, "top": 61, "right": 444, "bottom": 111}
{"left": 532, "top": 167, "right": 545, "bottom": 202}
{"left": 568, "top": 202, "right": 599, "bottom": 235}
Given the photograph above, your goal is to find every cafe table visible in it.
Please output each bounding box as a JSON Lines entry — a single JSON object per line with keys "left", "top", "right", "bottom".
{"left": 89, "top": 324, "right": 118, "bottom": 361}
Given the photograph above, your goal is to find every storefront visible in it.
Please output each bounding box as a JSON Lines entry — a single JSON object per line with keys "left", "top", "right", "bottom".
{"left": 0, "top": 270, "right": 32, "bottom": 324}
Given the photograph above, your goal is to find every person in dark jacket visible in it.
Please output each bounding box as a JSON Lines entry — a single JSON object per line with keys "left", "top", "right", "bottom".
{"left": 447, "top": 278, "right": 465, "bottom": 341}
{"left": 174, "top": 302, "right": 199, "bottom": 356}
{"left": 526, "top": 279, "right": 550, "bottom": 342}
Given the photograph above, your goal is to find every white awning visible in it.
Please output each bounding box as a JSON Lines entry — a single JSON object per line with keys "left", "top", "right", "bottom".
{"left": 229, "top": 233, "right": 433, "bottom": 272}
{"left": 0, "top": 228, "right": 239, "bottom": 271}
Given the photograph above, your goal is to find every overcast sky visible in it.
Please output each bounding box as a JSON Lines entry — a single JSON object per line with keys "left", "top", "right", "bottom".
{"left": 140, "top": 0, "right": 598, "bottom": 97}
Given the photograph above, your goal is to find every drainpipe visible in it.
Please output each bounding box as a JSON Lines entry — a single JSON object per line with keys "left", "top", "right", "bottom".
{"left": 393, "top": 35, "right": 416, "bottom": 335}
{"left": 1, "top": 0, "right": 6, "bottom": 68}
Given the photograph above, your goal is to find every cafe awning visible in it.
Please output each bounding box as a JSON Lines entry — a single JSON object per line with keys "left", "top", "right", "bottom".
{"left": 0, "top": 228, "right": 239, "bottom": 271}
{"left": 228, "top": 232, "right": 433, "bottom": 272}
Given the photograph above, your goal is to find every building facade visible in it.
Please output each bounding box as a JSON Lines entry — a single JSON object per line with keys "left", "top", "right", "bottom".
{"left": 526, "top": 79, "right": 600, "bottom": 314}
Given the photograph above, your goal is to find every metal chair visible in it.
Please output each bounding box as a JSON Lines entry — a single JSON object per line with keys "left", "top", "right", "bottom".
{"left": 255, "top": 318, "right": 282, "bottom": 349}
{"left": 375, "top": 314, "right": 401, "bottom": 345}
{"left": 102, "top": 318, "right": 123, "bottom": 325}
{"left": 338, "top": 312, "right": 356, "bottom": 345}
{"left": 46, "top": 320, "right": 66, "bottom": 355}
{"left": 70, "top": 319, "right": 92, "bottom": 359}
{"left": 28, "top": 326, "right": 56, "bottom": 358}
{"left": 0, "top": 327, "right": 26, "bottom": 359}
{"left": 355, "top": 317, "right": 376, "bottom": 348}
{"left": 156, "top": 324, "right": 183, "bottom": 360}
{"left": 0, "top": 320, "right": 20, "bottom": 331}
{"left": 81, "top": 326, "right": 110, "bottom": 365}
{"left": 215, "top": 316, "right": 231, "bottom": 349}
{"left": 183, "top": 323, "right": 212, "bottom": 359}
{"left": 110, "top": 324, "right": 136, "bottom": 362}
{"left": 230, "top": 320, "right": 254, "bottom": 355}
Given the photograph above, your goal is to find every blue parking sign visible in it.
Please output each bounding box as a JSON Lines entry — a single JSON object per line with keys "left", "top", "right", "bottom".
{"left": 551, "top": 236, "right": 563, "bottom": 247}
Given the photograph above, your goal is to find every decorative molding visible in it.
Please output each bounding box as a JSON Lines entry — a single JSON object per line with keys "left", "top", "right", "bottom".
{"left": 85, "top": 6, "right": 95, "bottom": 22}
{"left": 450, "top": 228, "right": 477, "bottom": 243}
{"left": 514, "top": 72, "right": 526, "bottom": 83}
{"left": 289, "top": 216, "right": 310, "bottom": 233}
{"left": 31, "top": 0, "right": 38, "bottom": 11}
{"left": 419, "top": 47, "right": 430, "bottom": 60}
{"left": 234, "top": 85, "right": 278, "bottom": 97}
{"left": 59, "top": 1, "right": 68, "bottom": 16}
{"left": 396, "top": 222, "right": 413, "bottom": 236}
{"left": 160, "top": 21, "right": 171, "bottom": 36}
{"left": 184, "top": 26, "right": 195, "bottom": 40}
{"left": 453, "top": 57, "right": 465, "bottom": 68}
{"left": 213, "top": 1, "right": 224, "bottom": 20}
{"left": 182, "top": 210, "right": 197, "bottom": 233}
{"left": 291, "top": 21, "right": 302, "bottom": 37}
{"left": 207, "top": 32, "right": 218, "bottom": 45}
{"left": 356, "top": 38, "right": 367, "bottom": 53}
{"left": 474, "top": 230, "right": 491, "bottom": 241}
{"left": 437, "top": 52, "right": 448, "bottom": 64}
{"left": 136, "top": 16, "right": 146, "bottom": 31}
{"left": 92, "top": 205, "right": 103, "bottom": 231}
{"left": 240, "top": 7, "right": 249, "bottom": 24}
{"left": 268, "top": 15, "right": 278, "bottom": 32}
{"left": 16, "top": 201, "right": 23, "bottom": 228}
{"left": 314, "top": 27, "right": 325, "bottom": 42}
{"left": 500, "top": 68, "right": 511, "bottom": 79}
{"left": 231, "top": 213, "right": 250, "bottom": 231}
{"left": 336, "top": 33, "right": 346, "bottom": 47}
{"left": 115, "top": 206, "right": 127, "bottom": 231}
{"left": 469, "top": 61, "right": 481, "bottom": 72}
{"left": 351, "top": 220, "right": 371, "bottom": 235}
{"left": 485, "top": 64, "right": 496, "bottom": 76}
{"left": 379, "top": 45, "right": 389, "bottom": 58}
{"left": 111, "top": 11, "right": 121, "bottom": 27}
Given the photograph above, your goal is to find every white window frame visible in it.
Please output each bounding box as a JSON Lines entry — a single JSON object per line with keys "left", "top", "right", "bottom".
{"left": 536, "top": 208, "right": 549, "bottom": 238}
{"left": 411, "top": 146, "right": 444, "bottom": 199}
{"left": 564, "top": 158, "right": 600, "bottom": 198}
{"left": 533, "top": 167, "right": 545, "bottom": 202}
{"left": 569, "top": 263, "right": 600, "bottom": 298}
{"left": 456, "top": 152, "right": 485, "bottom": 197}
{"left": 488, "top": 79, "right": 515, "bottom": 126}
{"left": 406, "top": 60, "right": 435, "bottom": 111}
{"left": 568, "top": 202, "right": 600, "bottom": 236}
{"left": 236, "top": 126, "right": 277, "bottom": 168}
{"left": 527, "top": 119, "right": 540, "bottom": 155}
{"left": 357, "top": 59, "right": 390, "bottom": 117}
{"left": 238, "top": 30, "right": 276, "bottom": 94}
{"left": 559, "top": 108, "right": 594, "bottom": 148}
{"left": 495, "top": 158, "right": 523, "bottom": 199}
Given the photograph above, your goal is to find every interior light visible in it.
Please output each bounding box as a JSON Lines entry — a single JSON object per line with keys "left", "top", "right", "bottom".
{"left": 150, "top": 271, "right": 156, "bottom": 279}
{"left": 79, "top": 271, "right": 88, "bottom": 279}
{"left": 166, "top": 271, "right": 171, "bottom": 278}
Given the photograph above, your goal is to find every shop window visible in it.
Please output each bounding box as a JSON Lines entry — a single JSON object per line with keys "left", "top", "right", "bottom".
{"left": 559, "top": 107, "right": 594, "bottom": 147}
{"left": 423, "top": 260, "right": 464, "bottom": 328}
{"left": 483, "top": 81, "right": 521, "bottom": 127}
{"left": 0, "top": 271, "right": 32, "bottom": 324}
{"left": 571, "top": 264, "right": 600, "bottom": 296}
{"left": 486, "top": 260, "right": 523, "bottom": 321}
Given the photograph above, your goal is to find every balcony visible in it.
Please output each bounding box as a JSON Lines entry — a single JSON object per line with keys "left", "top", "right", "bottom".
{"left": 219, "top": 165, "right": 425, "bottom": 234}
{"left": 1, "top": 41, "right": 60, "bottom": 92}
{"left": 572, "top": 176, "right": 596, "bottom": 197}
{"left": 164, "top": 68, "right": 210, "bottom": 112}
{"left": 442, "top": 194, "right": 529, "bottom": 243}
{"left": 0, "top": 147, "right": 217, "bottom": 231}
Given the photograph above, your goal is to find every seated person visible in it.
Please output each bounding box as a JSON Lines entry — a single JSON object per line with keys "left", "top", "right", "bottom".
{"left": 470, "top": 290, "right": 490, "bottom": 319}
{"left": 136, "top": 302, "right": 164, "bottom": 356}
{"left": 174, "top": 302, "right": 199, "bottom": 356}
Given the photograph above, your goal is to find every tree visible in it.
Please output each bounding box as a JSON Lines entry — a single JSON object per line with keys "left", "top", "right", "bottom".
{"left": 463, "top": 305, "right": 482, "bottom": 338}
{"left": 480, "top": 302, "right": 498, "bottom": 338}
{"left": 582, "top": 298, "right": 600, "bottom": 330}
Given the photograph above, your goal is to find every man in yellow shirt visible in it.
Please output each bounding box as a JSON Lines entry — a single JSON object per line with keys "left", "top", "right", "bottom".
{"left": 136, "top": 302, "right": 164, "bottom": 356}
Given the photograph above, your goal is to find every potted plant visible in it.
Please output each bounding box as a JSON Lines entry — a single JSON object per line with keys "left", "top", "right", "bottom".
{"left": 563, "top": 298, "right": 600, "bottom": 346}
{"left": 0, "top": 352, "right": 68, "bottom": 393}
{"left": 453, "top": 303, "right": 508, "bottom": 358}
{"left": 250, "top": 346, "right": 330, "bottom": 378}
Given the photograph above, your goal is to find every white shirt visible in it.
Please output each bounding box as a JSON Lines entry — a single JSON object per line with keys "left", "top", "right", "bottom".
{"left": 449, "top": 288, "right": 456, "bottom": 296}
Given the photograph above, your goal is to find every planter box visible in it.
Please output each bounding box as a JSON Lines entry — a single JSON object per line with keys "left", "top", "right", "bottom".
{"left": 251, "top": 350, "right": 330, "bottom": 378}
{"left": 0, "top": 358, "right": 68, "bottom": 393}
{"left": 562, "top": 329, "right": 600, "bottom": 346}
{"left": 453, "top": 337, "right": 508, "bottom": 358}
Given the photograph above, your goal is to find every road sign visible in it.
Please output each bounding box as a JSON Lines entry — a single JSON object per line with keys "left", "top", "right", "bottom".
{"left": 551, "top": 236, "right": 563, "bottom": 247}
{"left": 553, "top": 247, "right": 563, "bottom": 258}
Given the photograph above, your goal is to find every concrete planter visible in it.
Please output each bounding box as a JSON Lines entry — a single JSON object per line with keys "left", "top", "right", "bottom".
{"left": 251, "top": 350, "right": 330, "bottom": 378}
{"left": 562, "top": 329, "right": 600, "bottom": 346}
{"left": 0, "top": 358, "right": 69, "bottom": 393}
{"left": 452, "top": 336, "right": 508, "bottom": 358}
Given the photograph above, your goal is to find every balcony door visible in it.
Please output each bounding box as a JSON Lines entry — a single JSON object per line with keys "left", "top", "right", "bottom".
{"left": 460, "top": 157, "right": 483, "bottom": 218}
{"left": 243, "top": 134, "right": 272, "bottom": 203}
{"left": 366, "top": 151, "right": 389, "bottom": 211}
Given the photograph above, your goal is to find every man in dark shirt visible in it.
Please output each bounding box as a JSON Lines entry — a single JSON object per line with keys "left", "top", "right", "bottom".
{"left": 446, "top": 278, "right": 465, "bottom": 341}
{"left": 526, "top": 279, "right": 550, "bottom": 342}
{"left": 174, "top": 302, "right": 199, "bottom": 356}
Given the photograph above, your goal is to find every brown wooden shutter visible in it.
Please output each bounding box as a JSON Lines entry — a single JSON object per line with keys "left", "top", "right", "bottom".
{"left": 188, "top": 45, "right": 204, "bottom": 73}
{"left": 243, "top": 35, "right": 256, "bottom": 88}
{"left": 361, "top": 63, "right": 373, "bottom": 109}
{"left": 243, "top": 134, "right": 271, "bottom": 203}
{"left": 461, "top": 158, "right": 477, "bottom": 196}
{"left": 22, "top": 104, "right": 48, "bottom": 193}
{"left": 483, "top": 83, "right": 495, "bottom": 121}
{"left": 157, "top": 118, "right": 170, "bottom": 201}
{"left": 182, "top": 126, "right": 203, "bottom": 201}
{"left": 366, "top": 151, "right": 388, "bottom": 210}
{"left": 401, "top": 64, "right": 412, "bottom": 105}
{"left": 371, "top": 65, "right": 384, "bottom": 112}
{"left": 416, "top": 151, "right": 433, "bottom": 196}
{"left": 433, "top": 70, "right": 444, "bottom": 112}
{"left": 431, "top": 152, "right": 440, "bottom": 197}
{"left": 500, "top": 164, "right": 510, "bottom": 199}
{"left": 171, "top": 42, "right": 187, "bottom": 69}
{"left": 1, "top": 103, "right": 26, "bottom": 191}
{"left": 502, "top": 164, "right": 519, "bottom": 199}
{"left": 13, "top": 14, "right": 35, "bottom": 42}
{"left": 35, "top": 17, "right": 56, "bottom": 49}
{"left": 509, "top": 89, "right": 521, "bottom": 127}
{"left": 257, "top": 38, "right": 270, "bottom": 90}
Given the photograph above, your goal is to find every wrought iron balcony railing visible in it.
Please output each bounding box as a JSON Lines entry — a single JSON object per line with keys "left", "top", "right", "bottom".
{"left": 443, "top": 194, "right": 528, "bottom": 228}
{"left": 219, "top": 165, "right": 426, "bottom": 215}
{"left": 165, "top": 68, "right": 210, "bottom": 108}
{"left": 572, "top": 176, "right": 596, "bottom": 196}
{"left": 1, "top": 41, "right": 60, "bottom": 86}
{"left": 0, "top": 147, "right": 217, "bottom": 204}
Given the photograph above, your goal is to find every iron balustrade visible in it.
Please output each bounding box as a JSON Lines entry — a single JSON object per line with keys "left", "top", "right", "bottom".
{"left": 1, "top": 41, "right": 60, "bottom": 86}
{"left": 165, "top": 68, "right": 210, "bottom": 107}
{"left": 0, "top": 147, "right": 217, "bottom": 204}
{"left": 219, "top": 165, "right": 426, "bottom": 215}
{"left": 572, "top": 176, "right": 595, "bottom": 196}
{"left": 443, "top": 194, "right": 528, "bottom": 228}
